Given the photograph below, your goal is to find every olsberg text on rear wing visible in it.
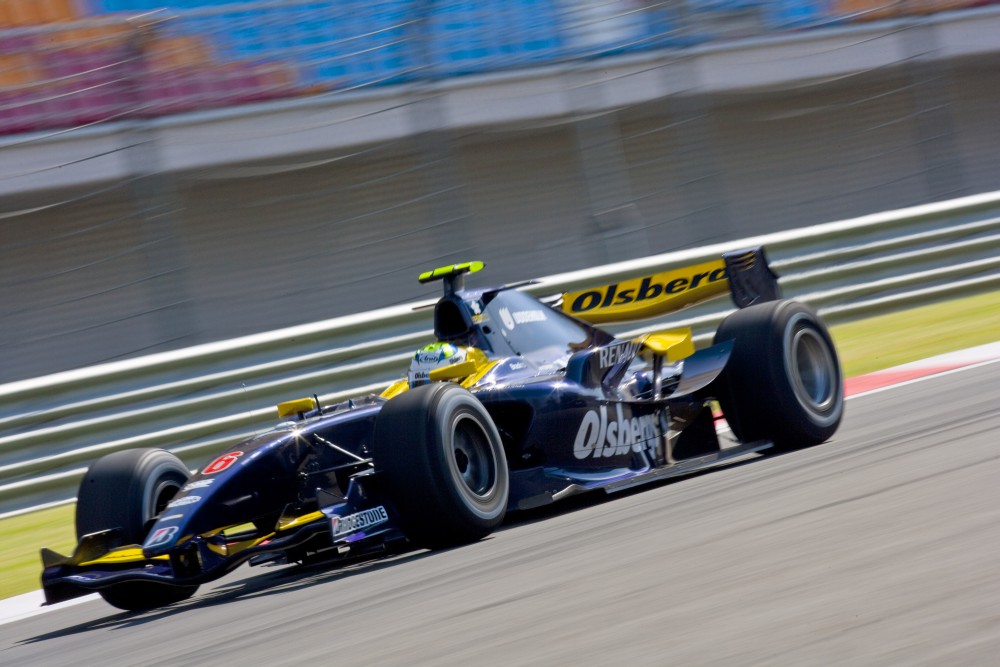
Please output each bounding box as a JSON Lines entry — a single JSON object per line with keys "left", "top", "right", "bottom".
{"left": 560, "top": 246, "right": 781, "bottom": 324}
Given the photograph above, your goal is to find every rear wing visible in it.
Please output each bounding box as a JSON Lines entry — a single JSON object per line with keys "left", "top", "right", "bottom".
{"left": 560, "top": 246, "right": 781, "bottom": 324}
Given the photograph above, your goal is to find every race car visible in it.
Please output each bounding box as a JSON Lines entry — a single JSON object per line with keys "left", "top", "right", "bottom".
{"left": 41, "top": 248, "right": 843, "bottom": 611}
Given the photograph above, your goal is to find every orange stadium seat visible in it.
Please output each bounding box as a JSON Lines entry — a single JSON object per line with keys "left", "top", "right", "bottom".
{"left": 831, "top": 0, "right": 977, "bottom": 21}
{"left": 145, "top": 35, "right": 215, "bottom": 71}
{"left": 0, "top": 53, "right": 41, "bottom": 87}
{"left": 907, "top": 0, "right": 979, "bottom": 14}
{"left": 830, "top": 0, "right": 903, "bottom": 21}
{"left": 46, "top": 24, "right": 131, "bottom": 49}
{"left": 0, "top": 0, "right": 82, "bottom": 26}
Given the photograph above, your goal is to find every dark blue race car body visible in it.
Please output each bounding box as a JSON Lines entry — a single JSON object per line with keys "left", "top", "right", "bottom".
{"left": 41, "top": 248, "right": 844, "bottom": 610}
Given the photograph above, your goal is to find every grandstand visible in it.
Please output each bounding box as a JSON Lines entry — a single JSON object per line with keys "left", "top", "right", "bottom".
{"left": 0, "top": 0, "right": 993, "bottom": 136}
{"left": 1, "top": 0, "right": 998, "bottom": 381}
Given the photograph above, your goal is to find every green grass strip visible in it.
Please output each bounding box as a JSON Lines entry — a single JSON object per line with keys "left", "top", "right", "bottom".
{"left": 1, "top": 504, "right": 76, "bottom": 600}
{"left": 831, "top": 289, "right": 1000, "bottom": 377}
{"left": 3, "top": 289, "right": 999, "bottom": 602}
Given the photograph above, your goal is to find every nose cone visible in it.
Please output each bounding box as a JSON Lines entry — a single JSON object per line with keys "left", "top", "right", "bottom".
{"left": 140, "top": 459, "right": 233, "bottom": 557}
{"left": 141, "top": 494, "right": 204, "bottom": 557}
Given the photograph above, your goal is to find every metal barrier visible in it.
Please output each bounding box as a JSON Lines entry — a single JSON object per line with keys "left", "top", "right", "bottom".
{"left": 2, "top": 189, "right": 999, "bottom": 517}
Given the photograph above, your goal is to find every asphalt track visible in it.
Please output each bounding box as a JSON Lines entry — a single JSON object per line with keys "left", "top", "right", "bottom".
{"left": 3, "top": 363, "right": 999, "bottom": 666}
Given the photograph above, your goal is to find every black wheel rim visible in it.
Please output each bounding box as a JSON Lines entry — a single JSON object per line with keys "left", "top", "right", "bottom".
{"left": 787, "top": 325, "right": 837, "bottom": 413}
{"left": 451, "top": 414, "right": 496, "bottom": 498}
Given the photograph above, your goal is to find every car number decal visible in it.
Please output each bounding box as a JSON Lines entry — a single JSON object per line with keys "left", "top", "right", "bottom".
{"left": 203, "top": 451, "right": 243, "bottom": 475}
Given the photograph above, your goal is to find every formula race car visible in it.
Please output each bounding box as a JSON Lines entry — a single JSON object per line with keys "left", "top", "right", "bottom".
{"left": 41, "top": 248, "right": 844, "bottom": 611}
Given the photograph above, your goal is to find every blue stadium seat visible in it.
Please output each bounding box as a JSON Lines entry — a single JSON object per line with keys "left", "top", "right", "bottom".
{"left": 145, "top": 0, "right": 412, "bottom": 89}
{"left": 763, "top": 0, "right": 832, "bottom": 28}
{"left": 87, "top": 0, "right": 816, "bottom": 91}
{"left": 90, "top": 0, "right": 265, "bottom": 12}
{"left": 427, "top": 0, "right": 563, "bottom": 76}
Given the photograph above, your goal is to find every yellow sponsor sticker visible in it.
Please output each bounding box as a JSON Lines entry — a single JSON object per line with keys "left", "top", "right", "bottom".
{"left": 562, "top": 259, "right": 729, "bottom": 324}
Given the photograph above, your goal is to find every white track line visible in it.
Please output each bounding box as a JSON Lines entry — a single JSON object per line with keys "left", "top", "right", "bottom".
{"left": 0, "top": 590, "right": 98, "bottom": 626}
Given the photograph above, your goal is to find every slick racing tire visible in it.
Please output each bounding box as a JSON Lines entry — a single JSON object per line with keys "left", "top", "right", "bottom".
{"left": 374, "top": 383, "right": 509, "bottom": 549}
{"left": 76, "top": 448, "right": 198, "bottom": 611}
{"left": 713, "top": 299, "right": 843, "bottom": 451}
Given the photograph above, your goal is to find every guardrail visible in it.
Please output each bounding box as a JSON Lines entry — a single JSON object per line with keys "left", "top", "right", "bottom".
{"left": 3, "top": 189, "right": 1000, "bottom": 517}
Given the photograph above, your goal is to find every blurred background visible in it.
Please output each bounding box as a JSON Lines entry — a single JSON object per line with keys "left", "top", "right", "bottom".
{"left": 1, "top": 0, "right": 998, "bottom": 382}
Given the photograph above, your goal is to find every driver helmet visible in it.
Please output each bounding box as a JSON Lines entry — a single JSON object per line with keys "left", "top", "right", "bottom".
{"left": 408, "top": 342, "right": 468, "bottom": 388}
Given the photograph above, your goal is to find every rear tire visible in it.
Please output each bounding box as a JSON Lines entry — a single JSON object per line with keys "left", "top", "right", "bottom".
{"left": 76, "top": 448, "right": 198, "bottom": 611}
{"left": 374, "top": 383, "right": 509, "bottom": 549}
{"left": 713, "top": 300, "right": 843, "bottom": 451}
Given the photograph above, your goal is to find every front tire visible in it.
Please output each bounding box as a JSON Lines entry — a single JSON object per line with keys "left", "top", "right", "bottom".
{"left": 374, "top": 383, "right": 509, "bottom": 549}
{"left": 76, "top": 448, "right": 198, "bottom": 611}
{"left": 713, "top": 300, "right": 843, "bottom": 451}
